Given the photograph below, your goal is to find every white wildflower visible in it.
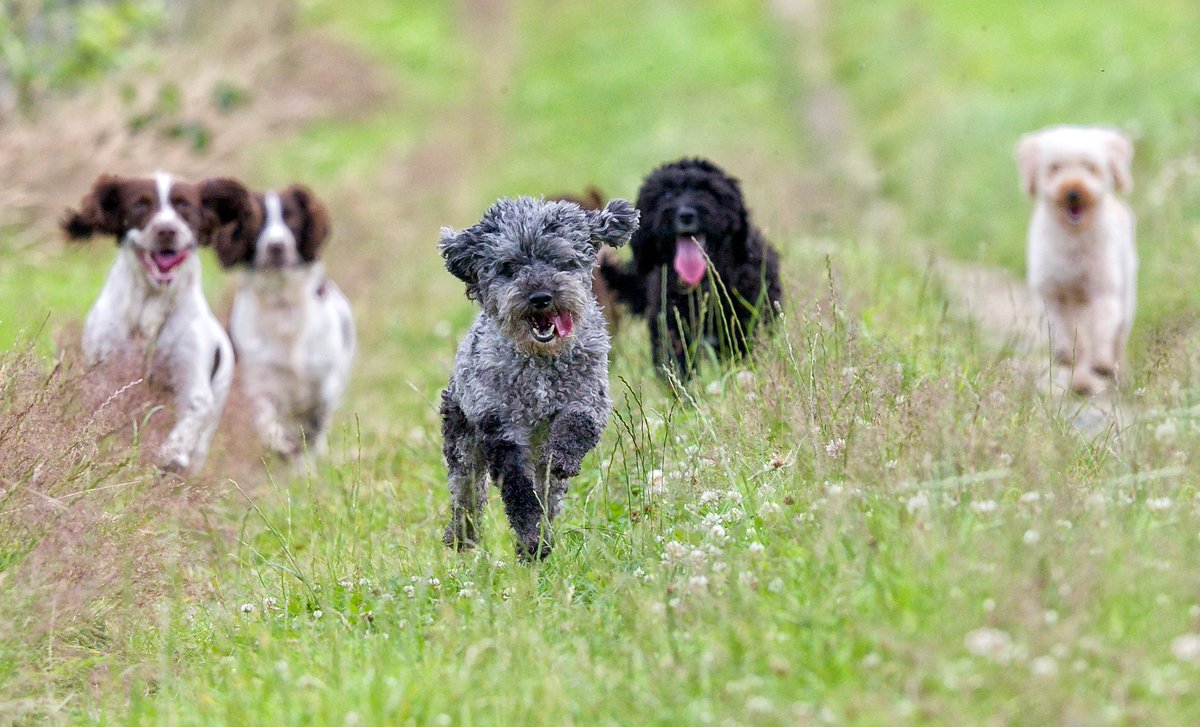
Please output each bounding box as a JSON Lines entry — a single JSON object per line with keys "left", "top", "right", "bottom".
{"left": 240, "top": 603, "right": 255, "bottom": 614}
{"left": 705, "top": 380, "right": 722, "bottom": 396}
{"left": 1155, "top": 420, "right": 1178, "bottom": 442}
{"left": 1023, "top": 529, "right": 1040, "bottom": 545}
{"left": 427, "top": 577, "right": 441, "bottom": 589}
{"left": 905, "top": 493, "right": 929, "bottom": 514}
{"left": 748, "top": 541, "right": 765, "bottom": 554}
{"left": 767, "top": 577, "right": 784, "bottom": 593}
{"left": 736, "top": 370, "right": 756, "bottom": 389}
{"left": 824, "top": 438, "right": 846, "bottom": 458}
{"left": 1030, "top": 656, "right": 1058, "bottom": 678}
{"left": 971, "top": 499, "right": 998, "bottom": 515}
{"left": 700, "top": 490, "right": 721, "bottom": 506}
{"left": 403, "top": 585, "right": 416, "bottom": 599}
{"left": 746, "top": 696, "right": 773, "bottom": 715}
{"left": 1171, "top": 634, "right": 1200, "bottom": 663}
{"left": 1019, "top": 491, "right": 1042, "bottom": 504}
{"left": 964, "top": 627, "right": 1015, "bottom": 663}
{"left": 661, "top": 541, "right": 688, "bottom": 565}
{"left": 1148, "top": 497, "right": 1172, "bottom": 511}
{"left": 312, "top": 610, "right": 323, "bottom": 620}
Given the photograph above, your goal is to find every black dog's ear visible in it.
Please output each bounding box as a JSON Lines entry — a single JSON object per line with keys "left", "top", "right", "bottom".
{"left": 288, "top": 184, "right": 331, "bottom": 262}
{"left": 200, "top": 177, "right": 261, "bottom": 266}
{"left": 586, "top": 199, "right": 638, "bottom": 251}
{"left": 439, "top": 226, "right": 480, "bottom": 294}
{"left": 61, "top": 174, "right": 124, "bottom": 243}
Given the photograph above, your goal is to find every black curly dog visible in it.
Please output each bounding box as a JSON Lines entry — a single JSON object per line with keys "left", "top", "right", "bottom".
{"left": 601, "top": 158, "right": 782, "bottom": 379}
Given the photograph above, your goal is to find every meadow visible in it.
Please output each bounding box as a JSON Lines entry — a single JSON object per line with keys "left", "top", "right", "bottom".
{"left": 3, "top": 0, "right": 1200, "bottom": 724}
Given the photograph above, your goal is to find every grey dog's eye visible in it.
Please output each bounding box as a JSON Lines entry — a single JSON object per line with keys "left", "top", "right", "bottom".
{"left": 499, "top": 261, "right": 519, "bottom": 278}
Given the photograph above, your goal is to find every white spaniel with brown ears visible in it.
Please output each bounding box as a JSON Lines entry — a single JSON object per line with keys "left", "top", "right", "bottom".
{"left": 1017, "top": 125, "right": 1137, "bottom": 396}
{"left": 206, "top": 183, "right": 356, "bottom": 462}
{"left": 62, "top": 172, "right": 257, "bottom": 473}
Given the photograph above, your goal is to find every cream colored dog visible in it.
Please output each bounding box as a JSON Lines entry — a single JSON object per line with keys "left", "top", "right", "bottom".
{"left": 1017, "top": 125, "right": 1136, "bottom": 396}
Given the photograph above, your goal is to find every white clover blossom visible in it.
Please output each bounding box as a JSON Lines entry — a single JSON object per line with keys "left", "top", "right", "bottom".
{"left": 1172, "top": 634, "right": 1200, "bottom": 663}
{"left": 964, "top": 627, "right": 1014, "bottom": 663}
{"left": 971, "top": 499, "right": 998, "bottom": 514}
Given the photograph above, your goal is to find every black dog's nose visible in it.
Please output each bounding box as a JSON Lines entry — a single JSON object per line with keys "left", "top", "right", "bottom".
{"left": 675, "top": 205, "right": 698, "bottom": 230}
{"left": 528, "top": 291, "right": 553, "bottom": 310}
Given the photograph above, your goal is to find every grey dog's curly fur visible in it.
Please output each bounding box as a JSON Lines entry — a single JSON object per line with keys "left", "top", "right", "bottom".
{"left": 438, "top": 196, "right": 638, "bottom": 560}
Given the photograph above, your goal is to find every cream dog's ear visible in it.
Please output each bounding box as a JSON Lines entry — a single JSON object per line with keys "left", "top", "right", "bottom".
{"left": 1105, "top": 129, "right": 1134, "bottom": 194}
{"left": 1015, "top": 133, "right": 1040, "bottom": 197}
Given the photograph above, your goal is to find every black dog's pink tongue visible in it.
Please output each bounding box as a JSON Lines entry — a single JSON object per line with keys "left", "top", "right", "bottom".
{"left": 551, "top": 311, "right": 573, "bottom": 338}
{"left": 674, "top": 236, "right": 706, "bottom": 287}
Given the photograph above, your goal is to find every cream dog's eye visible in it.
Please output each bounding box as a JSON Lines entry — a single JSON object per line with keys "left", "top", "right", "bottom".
{"left": 1084, "top": 162, "right": 1100, "bottom": 175}
{"left": 1048, "top": 163, "right": 1061, "bottom": 174}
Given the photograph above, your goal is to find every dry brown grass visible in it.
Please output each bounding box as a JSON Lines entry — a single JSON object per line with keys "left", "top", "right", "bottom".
{"left": 0, "top": 343, "right": 179, "bottom": 716}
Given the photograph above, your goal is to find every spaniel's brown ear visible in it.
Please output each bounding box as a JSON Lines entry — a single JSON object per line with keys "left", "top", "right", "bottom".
{"left": 62, "top": 174, "right": 124, "bottom": 242}
{"left": 287, "top": 184, "right": 330, "bottom": 262}
{"left": 200, "top": 177, "right": 260, "bottom": 266}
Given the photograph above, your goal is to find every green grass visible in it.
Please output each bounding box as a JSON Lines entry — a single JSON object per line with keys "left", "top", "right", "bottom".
{"left": 4, "top": 1, "right": 1200, "bottom": 725}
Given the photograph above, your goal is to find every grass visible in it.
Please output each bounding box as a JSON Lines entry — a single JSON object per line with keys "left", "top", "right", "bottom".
{"left": 2, "top": 0, "right": 1200, "bottom": 725}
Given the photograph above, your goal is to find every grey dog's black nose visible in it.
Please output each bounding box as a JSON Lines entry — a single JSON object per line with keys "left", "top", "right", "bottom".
{"left": 528, "top": 291, "right": 553, "bottom": 309}
{"left": 676, "top": 205, "right": 698, "bottom": 229}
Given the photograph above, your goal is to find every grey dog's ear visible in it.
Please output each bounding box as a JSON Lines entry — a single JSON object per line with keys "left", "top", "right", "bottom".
{"left": 586, "top": 199, "right": 639, "bottom": 250}
{"left": 439, "top": 226, "right": 478, "bottom": 288}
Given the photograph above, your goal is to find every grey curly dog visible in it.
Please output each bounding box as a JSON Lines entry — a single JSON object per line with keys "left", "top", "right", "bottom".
{"left": 438, "top": 196, "right": 639, "bottom": 560}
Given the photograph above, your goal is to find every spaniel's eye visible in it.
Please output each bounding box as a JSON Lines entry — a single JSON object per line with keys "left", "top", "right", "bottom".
{"left": 173, "top": 198, "right": 191, "bottom": 211}
{"left": 132, "top": 199, "right": 151, "bottom": 215}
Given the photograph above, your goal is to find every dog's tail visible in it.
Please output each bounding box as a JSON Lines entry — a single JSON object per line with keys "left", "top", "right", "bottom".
{"left": 598, "top": 257, "right": 648, "bottom": 316}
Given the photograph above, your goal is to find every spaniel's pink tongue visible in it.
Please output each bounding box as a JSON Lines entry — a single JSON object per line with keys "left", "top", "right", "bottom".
{"left": 674, "top": 236, "right": 707, "bottom": 287}
{"left": 551, "top": 311, "right": 574, "bottom": 338}
{"left": 151, "top": 249, "right": 190, "bottom": 273}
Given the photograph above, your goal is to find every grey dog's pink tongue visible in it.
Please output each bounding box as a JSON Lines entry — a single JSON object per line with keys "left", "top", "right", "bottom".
{"left": 674, "top": 236, "right": 706, "bottom": 286}
{"left": 552, "top": 311, "right": 573, "bottom": 338}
